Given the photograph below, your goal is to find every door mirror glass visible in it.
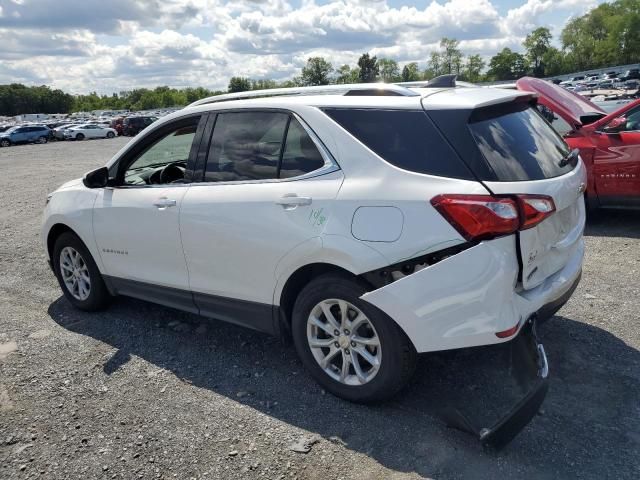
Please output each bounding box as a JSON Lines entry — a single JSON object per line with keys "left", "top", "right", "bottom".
{"left": 83, "top": 166, "right": 110, "bottom": 188}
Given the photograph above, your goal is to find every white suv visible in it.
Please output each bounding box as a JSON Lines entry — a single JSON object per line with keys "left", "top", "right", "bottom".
{"left": 43, "top": 82, "right": 585, "bottom": 443}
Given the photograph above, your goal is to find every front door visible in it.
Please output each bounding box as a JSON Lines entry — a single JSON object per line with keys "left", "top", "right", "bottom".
{"left": 592, "top": 104, "right": 640, "bottom": 207}
{"left": 180, "top": 110, "right": 343, "bottom": 329}
{"left": 92, "top": 115, "right": 203, "bottom": 308}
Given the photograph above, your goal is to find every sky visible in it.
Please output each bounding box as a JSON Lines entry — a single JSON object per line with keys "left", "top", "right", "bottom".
{"left": 0, "top": 0, "right": 606, "bottom": 94}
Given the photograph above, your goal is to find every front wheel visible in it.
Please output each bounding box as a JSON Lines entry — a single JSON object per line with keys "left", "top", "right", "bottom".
{"left": 52, "top": 232, "right": 111, "bottom": 311}
{"left": 292, "top": 274, "right": 417, "bottom": 403}
{"left": 106, "top": 131, "right": 115, "bottom": 138}
{"left": 37, "top": 136, "right": 48, "bottom": 144}
{"left": 0, "top": 139, "right": 11, "bottom": 147}
{"left": 75, "top": 133, "right": 85, "bottom": 141}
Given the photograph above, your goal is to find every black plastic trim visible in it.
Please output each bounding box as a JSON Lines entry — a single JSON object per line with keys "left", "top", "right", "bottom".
{"left": 103, "top": 276, "right": 276, "bottom": 335}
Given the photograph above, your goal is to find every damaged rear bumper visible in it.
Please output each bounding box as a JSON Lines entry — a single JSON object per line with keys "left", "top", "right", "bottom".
{"left": 442, "top": 318, "right": 549, "bottom": 449}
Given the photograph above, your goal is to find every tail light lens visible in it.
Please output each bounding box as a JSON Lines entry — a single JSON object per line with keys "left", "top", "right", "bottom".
{"left": 430, "top": 195, "right": 519, "bottom": 241}
{"left": 517, "top": 195, "right": 556, "bottom": 229}
{"left": 431, "top": 194, "right": 556, "bottom": 241}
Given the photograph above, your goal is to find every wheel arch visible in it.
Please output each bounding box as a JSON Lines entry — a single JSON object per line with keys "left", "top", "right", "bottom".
{"left": 46, "top": 223, "right": 78, "bottom": 261}
{"left": 278, "top": 262, "right": 369, "bottom": 337}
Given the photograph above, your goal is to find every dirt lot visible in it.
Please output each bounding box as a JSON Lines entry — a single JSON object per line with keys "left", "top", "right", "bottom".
{"left": 0, "top": 138, "right": 639, "bottom": 479}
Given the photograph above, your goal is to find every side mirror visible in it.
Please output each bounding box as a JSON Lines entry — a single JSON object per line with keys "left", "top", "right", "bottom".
{"left": 604, "top": 116, "right": 626, "bottom": 132}
{"left": 83, "top": 166, "right": 110, "bottom": 188}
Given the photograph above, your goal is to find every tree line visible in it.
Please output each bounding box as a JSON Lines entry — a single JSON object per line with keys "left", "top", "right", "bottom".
{"left": 1, "top": 0, "right": 638, "bottom": 116}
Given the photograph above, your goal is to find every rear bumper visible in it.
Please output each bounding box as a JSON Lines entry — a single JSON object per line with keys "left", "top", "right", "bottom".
{"left": 361, "top": 235, "right": 584, "bottom": 353}
{"left": 442, "top": 318, "right": 549, "bottom": 449}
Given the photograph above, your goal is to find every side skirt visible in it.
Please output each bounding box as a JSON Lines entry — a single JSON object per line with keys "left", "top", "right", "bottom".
{"left": 103, "top": 276, "right": 277, "bottom": 335}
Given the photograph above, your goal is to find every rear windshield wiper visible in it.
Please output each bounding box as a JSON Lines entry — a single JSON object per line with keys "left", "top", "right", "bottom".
{"left": 558, "top": 148, "right": 579, "bottom": 168}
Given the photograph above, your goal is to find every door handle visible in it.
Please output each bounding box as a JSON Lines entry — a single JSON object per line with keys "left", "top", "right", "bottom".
{"left": 153, "top": 198, "right": 177, "bottom": 209}
{"left": 275, "top": 194, "right": 312, "bottom": 207}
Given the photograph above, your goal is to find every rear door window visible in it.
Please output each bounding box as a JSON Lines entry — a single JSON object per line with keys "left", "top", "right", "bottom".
{"left": 279, "top": 117, "right": 325, "bottom": 179}
{"left": 468, "top": 104, "right": 573, "bottom": 181}
{"left": 323, "top": 108, "right": 473, "bottom": 179}
{"left": 205, "top": 111, "right": 289, "bottom": 182}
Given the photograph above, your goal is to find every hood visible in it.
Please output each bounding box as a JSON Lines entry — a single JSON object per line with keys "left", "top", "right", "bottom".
{"left": 56, "top": 178, "right": 83, "bottom": 191}
{"left": 516, "top": 77, "right": 606, "bottom": 129}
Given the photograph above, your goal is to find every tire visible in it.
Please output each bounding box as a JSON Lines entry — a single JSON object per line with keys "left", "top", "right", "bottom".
{"left": 52, "top": 232, "right": 111, "bottom": 312}
{"left": 0, "top": 139, "right": 11, "bottom": 147}
{"left": 291, "top": 274, "right": 417, "bottom": 403}
{"left": 37, "top": 136, "right": 48, "bottom": 144}
{"left": 106, "top": 131, "right": 115, "bottom": 139}
{"left": 75, "top": 133, "right": 85, "bottom": 141}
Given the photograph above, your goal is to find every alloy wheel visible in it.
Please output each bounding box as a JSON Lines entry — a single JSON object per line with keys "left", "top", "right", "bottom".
{"left": 59, "top": 246, "right": 91, "bottom": 301}
{"left": 307, "top": 299, "right": 382, "bottom": 386}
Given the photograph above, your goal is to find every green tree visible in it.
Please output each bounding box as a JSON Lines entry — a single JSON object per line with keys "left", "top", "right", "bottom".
{"left": 426, "top": 52, "right": 442, "bottom": 78}
{"left": 301, "top": 57, "right": 333, "bottom": 86}
{"left": 357, "top": 53, "right": 379, "bottom": 83}
{"left": 228, "top": 77, "right": 251, "bottom": 93}
{"left": 378, "top": 58, "right": 400, "bottom": 82}
{"left": 487, "top": 48, "right": 528, "bottom": 81}
{"left": 463, "top": 54, "right": 485, "bottom": 83}
{"left": 401, "top": 62, "right": 421, "bottom": 81}
{"left": 523, "top": 27, "right": 552, "bottom": 77}
{"left": 541, "top": 47, "right": 567, "bottom": 77}
{"left": 335, "top": 65, "right": 360, "bottom": 84}
{"left": 439, "top": 38, "right": 463, "bottom": 74}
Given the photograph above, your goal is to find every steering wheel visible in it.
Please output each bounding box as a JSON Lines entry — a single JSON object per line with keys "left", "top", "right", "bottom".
{"left": 159, "top": 162, "right": 186, "bottom": 184}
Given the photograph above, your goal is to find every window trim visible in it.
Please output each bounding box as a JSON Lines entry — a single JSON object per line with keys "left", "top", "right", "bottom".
{"left": 110, "top": 113, "right": 204, "bottom": 189}
{"left": 196, "top": 108, "right": 340, "bottom": 186}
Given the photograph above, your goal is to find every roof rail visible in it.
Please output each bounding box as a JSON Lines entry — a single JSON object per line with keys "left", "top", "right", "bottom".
{"left": 186, "top": 83, "right": 419, "bottom": 108}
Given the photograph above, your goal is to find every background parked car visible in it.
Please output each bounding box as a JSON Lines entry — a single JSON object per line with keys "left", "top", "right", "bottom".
{"left": 0, "top": 125, "right": 51, "bottom": 147}
{"left": 620, "top": 69, "right": 640, "bottom": 81}
{"left": 122, "top": 116, "right": 156, "bottom": 136}
{"left": 53, "top": 124, "right": 80, "bottom": 140}
{"left": 64, "top": 124, "right": 117, "bottom": 141}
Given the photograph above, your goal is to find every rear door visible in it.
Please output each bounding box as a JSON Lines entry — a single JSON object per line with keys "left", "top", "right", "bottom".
{"left": 465, "top": 102, "right": 586, "bottom": 290}
{"left": 180, "top": 109, "right": 343, "bottom": 328}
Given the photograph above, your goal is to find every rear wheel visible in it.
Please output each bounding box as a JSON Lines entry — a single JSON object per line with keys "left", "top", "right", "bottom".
{"left": 75, "top": 133, "right": 85, "bottom": 141}
{"left": 0, "top": 139, "right": 11, "bottom": 147}
{"left": 291, "top": 274, "right": 417, "bottom": 403}
{"left": 52, "top": 232, "right": 111, "bottom": 311}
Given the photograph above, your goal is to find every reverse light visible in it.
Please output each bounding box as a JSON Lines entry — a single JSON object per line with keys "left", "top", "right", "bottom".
{"left": 431, "top": 193, "right": 556, "bottom": 241}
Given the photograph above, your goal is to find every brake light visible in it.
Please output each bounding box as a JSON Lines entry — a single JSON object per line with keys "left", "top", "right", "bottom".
{"left": 430, "top": 194, "right": 519, "bottom": 241}
{"left": 431, "top": 194, "right": 556, "bottom": 241}
{"left": 517, "top": 195, "right": 556, "bottom": 230}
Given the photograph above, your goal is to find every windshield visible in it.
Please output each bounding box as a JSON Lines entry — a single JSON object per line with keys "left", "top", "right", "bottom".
{"left": 469, "top": 104, "right": 573, "bottom": 181}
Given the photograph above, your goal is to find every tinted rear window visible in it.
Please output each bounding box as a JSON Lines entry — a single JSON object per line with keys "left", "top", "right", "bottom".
{"left": 468, "top": 105, "right": 573, "bottom": 181}
{"left": 323, "top": 109, "right": 473, "bottom": 179}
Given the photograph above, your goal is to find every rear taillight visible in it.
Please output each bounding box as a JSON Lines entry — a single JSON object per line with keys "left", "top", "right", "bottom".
{"left": 431, "top": 194, "right": 556, "bottom": 241}
{"left": 517, "top": 195, "right": 556, "bottom": 230}
{"left": 430, "top": 194, "right": 519, "bottom": 241}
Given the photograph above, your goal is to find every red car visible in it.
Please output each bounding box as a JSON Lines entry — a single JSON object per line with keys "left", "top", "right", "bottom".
{"left": 517, "top": 77, "right": 640, "bottom": 210}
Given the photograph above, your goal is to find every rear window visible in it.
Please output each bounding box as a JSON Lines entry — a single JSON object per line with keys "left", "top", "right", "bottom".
{"left": 323, "top": 108, "right": 473, "bottom": 179}
{"left": 468, "top": 104, "right": 573, "bottom": 181}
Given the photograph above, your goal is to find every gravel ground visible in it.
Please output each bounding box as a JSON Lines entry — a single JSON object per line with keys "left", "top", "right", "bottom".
{"left": 0, "top": 138, "right": 639, "bottom": 479}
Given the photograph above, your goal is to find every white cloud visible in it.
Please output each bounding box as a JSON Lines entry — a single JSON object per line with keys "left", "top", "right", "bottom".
{"left": 0, "top": 0, "right": 605, "bottom": 93}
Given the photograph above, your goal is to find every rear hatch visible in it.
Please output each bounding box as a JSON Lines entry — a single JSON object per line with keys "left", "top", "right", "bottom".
{"left": 427, "top": 97, "right": 586, "bottom": 290}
